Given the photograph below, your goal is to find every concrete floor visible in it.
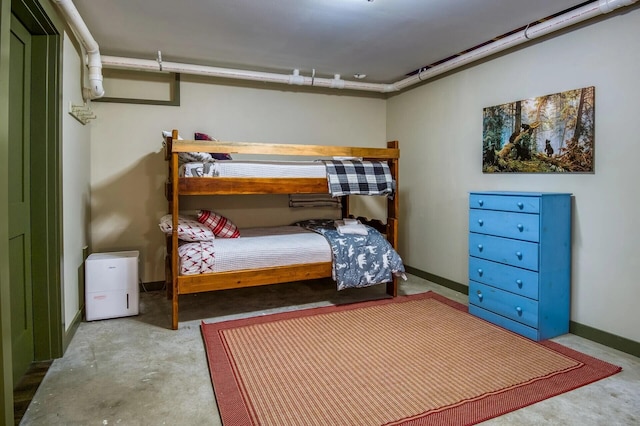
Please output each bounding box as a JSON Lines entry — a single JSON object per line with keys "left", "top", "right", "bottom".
{"left": 20, "top": 275, "right": 639, "bottom": 425}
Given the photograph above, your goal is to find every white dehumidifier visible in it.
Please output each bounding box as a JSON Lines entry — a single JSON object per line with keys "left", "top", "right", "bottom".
{"left": 85, "top": 250, "right": 139, "bottom": 321}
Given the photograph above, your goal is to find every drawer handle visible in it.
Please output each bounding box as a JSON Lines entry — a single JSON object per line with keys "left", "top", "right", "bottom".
{"left": 478, "top": 199, "right": 484, "bottom": 206}
{"left": 516, "top": 306, "right": 523, "bottom": 316}
{"left": 517, "top": 202, "right": 524, "bottom": 209}
{"left": 477, "top": 244, "right": 483, "bottom": 251}
{"left": 517, "top": 224, "right": 523, "bottom": 231}
{"left": 477, "top": 268, "right": 483, "bottom": 276}
{"left": 476, "top": 290, "right": 483, "bottom": 301}
{"left": 478, "top": 219, "right": 484, "bottom": 226}
{"left": 516, "top": 279, "right": 523, "bottom": 288}
{"left": 515, "top": 251, "right": 522, "bottom": 259}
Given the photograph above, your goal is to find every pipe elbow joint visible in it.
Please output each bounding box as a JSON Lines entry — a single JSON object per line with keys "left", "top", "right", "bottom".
{"left": 85, "top": 83, "right": 105, "bottom": 99}
{"left": 83, "top": 85, "right": 104, "bottom": 100}
{"left": 87, "top": 62, "right": 104, "bottom": 99}
{"left": 381, "top": 84, "right": 399, "bottom": 93}
{"left": 84, "top": 71, "right": 104, "bottom": 99}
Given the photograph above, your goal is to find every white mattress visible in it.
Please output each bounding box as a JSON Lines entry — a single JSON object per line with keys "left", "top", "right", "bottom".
{"left": 178, "top": 226, "right": 331, "bottom": 275}
{"left": 180, "top": 160, "right": 327, "bottom": 178}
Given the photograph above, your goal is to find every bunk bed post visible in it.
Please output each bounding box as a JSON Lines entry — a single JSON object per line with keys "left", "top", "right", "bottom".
{"left": 341, "top": 196, "right": 350, "bottom": 219}
{"left": 165, "top": 134, "right": 173, "bottom": 301}
{"left": 165, "top": 235, "right": 172, "bottom": 292}
{"left": 386, "top": 140, "right": 400, "bottom": 297}
{"left": 171, "top": 129, "right": 180, "bottom": 329}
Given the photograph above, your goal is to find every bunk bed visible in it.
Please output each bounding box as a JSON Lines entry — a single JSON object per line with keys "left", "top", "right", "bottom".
{"left": 163, "top": 129, "right": 401, "bottom": 329}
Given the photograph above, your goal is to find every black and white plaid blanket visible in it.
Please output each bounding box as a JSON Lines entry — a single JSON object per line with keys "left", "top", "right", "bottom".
{"left": 323, "top": 160, "right": 395, "bottom": 197}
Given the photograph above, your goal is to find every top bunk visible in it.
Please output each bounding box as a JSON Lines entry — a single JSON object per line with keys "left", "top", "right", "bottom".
{"left": 164, "top": 129, "right": 399, "bottom": 196}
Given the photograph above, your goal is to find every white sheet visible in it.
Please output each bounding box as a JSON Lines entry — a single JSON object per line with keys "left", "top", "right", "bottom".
{"left": 178, "top": 226, "right": 331, "bottom": 275}
{"left": 179, "top": 160, "right": 327, "bottom": 178}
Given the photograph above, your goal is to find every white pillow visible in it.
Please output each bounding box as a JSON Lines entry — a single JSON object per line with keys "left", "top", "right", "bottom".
{"left": 158, "top": 214, "right": 215, "bottom": 242}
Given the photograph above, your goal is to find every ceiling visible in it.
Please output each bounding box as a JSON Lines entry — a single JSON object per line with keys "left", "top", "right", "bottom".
{"left": 72, "top": 0, "right": 594, "bottom": 84}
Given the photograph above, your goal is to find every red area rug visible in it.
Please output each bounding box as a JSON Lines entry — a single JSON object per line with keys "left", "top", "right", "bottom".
{"left": 201, "top": 291, "right": 621, "bottom": 425}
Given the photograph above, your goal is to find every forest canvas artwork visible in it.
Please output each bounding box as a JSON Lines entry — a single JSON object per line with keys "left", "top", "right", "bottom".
{"left": 482, "top": 86, "right": 595, "bottom": 173}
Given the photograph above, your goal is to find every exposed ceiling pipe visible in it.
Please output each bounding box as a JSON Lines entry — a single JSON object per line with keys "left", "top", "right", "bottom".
{"left": 66, "top": 0, "right": 638, "bottom": 96}
{"left": 100, "top": 56, "right": 395, "bottom": 93}
{"left": 394, "top": 0, "right": 639, "bottom": 91}
{"left": 52, "top": 0, "right": 105, "bottom": 99}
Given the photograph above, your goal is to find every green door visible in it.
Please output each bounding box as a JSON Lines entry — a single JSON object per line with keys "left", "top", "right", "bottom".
{"left": 9, "top": 14, "right": 34, "bottom": 385}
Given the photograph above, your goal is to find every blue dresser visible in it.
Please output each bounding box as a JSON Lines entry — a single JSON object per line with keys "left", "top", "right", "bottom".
{"left": 468, "top": 191, "right": 571, "bottom": 341}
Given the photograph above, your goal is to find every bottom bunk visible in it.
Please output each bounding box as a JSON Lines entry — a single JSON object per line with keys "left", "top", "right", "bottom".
{"left": 165, "top": 221, "right": 404, "bottom": 329}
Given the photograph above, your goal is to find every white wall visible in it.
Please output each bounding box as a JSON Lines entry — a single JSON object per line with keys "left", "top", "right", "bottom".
{"left": 89, "top": 80, "right": 387, "bottom": 283}
{"left": 61, "top": 33, "right": 91, "bottom": 330}
{"left": 387, "top": 8, "right": 640, "bottom": 342}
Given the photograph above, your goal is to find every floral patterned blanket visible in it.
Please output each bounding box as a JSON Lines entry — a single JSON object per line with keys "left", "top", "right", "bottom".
{"left": 294, "top": 219, "right": 406, "bottom": 290}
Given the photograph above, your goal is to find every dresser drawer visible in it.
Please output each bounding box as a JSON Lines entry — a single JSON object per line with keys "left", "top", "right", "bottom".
{"left": 469, "top": 193, "right": 540, "bottom": 214}
{"left": 468, "top": 257, "right": 539, "bottom": 299}
{"left": 468, "top": 305, "right": 539, "bottom": 341}
{"left": 469, "top": 233, "right": 539, "bottom": 271}
{"left": 469, "top": 209, "right": 539, "bottom": 242}
{"left": 469, "top": 281, "right": 539, "bottom": 329}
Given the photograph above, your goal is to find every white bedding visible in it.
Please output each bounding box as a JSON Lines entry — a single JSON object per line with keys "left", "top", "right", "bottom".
{"left": 178, "top": 226, "right": 331, "bottom": 275}
{"left": 179, "top": 160, "right": 327, "bottom": 178}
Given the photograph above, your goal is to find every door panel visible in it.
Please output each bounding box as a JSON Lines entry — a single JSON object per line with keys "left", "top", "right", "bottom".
{"left": 9, "top": 14, "right": 34, "bottom": 386}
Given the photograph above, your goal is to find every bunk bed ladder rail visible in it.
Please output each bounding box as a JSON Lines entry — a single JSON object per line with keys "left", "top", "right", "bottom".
{"left": 387, "top": 140, "right": 399, "bottom": 297}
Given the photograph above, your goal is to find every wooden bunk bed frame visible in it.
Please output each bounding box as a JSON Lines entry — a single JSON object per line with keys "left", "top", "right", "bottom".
{"left": 164, "top": 129, "right": 400, "bottom": 329}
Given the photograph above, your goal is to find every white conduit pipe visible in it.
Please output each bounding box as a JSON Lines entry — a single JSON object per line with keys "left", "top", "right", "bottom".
{"left": 76, "top": 0, "right": 638, "bottom": 96}
{"left": 100, "top": 55, "right": 394, "bottom": 93}
{"left": 52, "top": 0, "right": 105, "bottom": 99}
{"left": 394, "top": 0, "right": 639, "bottom": 91}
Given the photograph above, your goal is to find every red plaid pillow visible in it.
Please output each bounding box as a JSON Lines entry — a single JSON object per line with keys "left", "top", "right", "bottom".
{"left": 197, "top": 210, "right": 240, "bottom": 238}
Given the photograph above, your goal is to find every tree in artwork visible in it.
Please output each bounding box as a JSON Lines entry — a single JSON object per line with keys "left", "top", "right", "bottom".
{"left": 482, "top": 86, "right": 595, "bottom": 173}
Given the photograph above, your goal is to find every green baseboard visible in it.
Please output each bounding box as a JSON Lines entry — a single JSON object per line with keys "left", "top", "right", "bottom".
{"left": 570, "top": 321, "right": 640, "bottom": 358}
{"left": 405, "top": 266, "right": 469, "bottom": 295}
{"left": 405, "top": 265, "right": 639, "bottom": 358}
{"left": 62, "top": 310, "right": 82, "bottom": 355}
